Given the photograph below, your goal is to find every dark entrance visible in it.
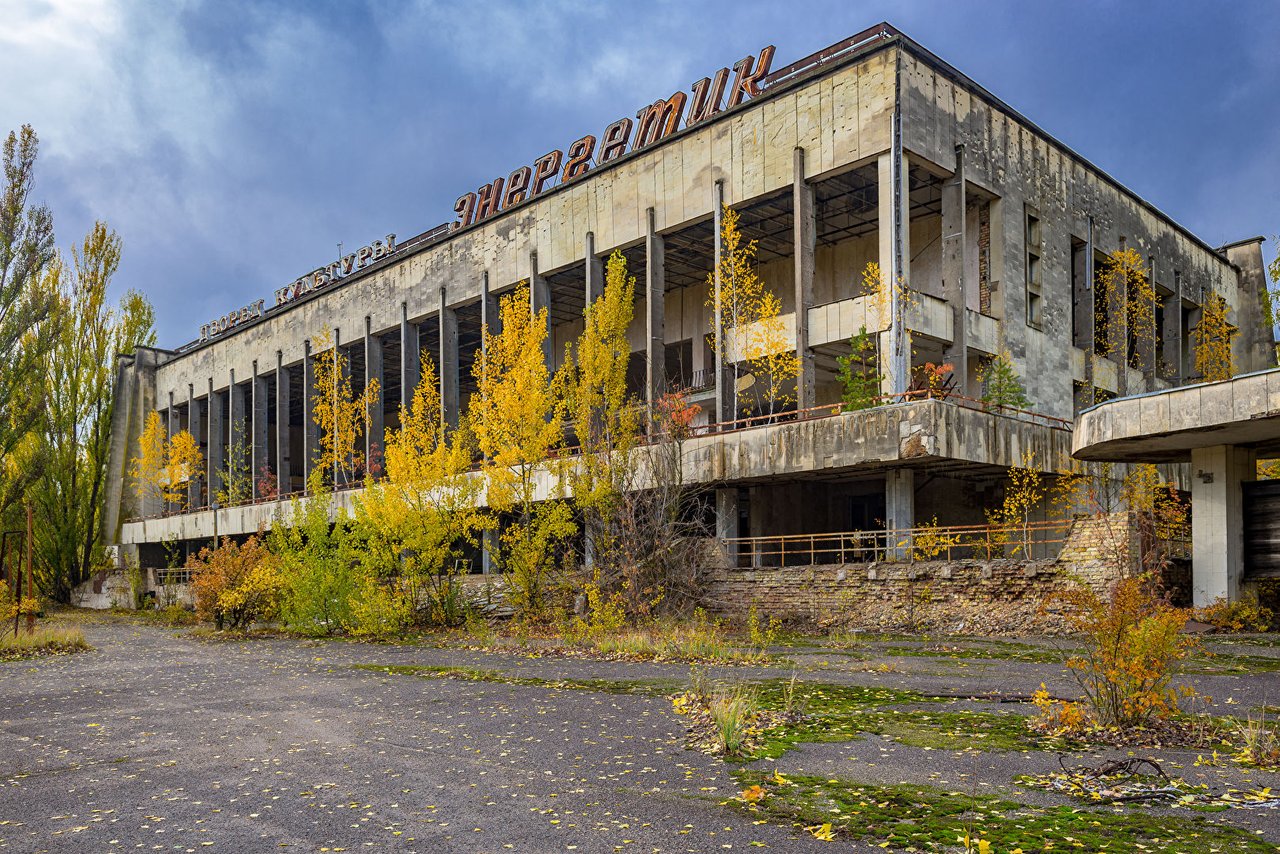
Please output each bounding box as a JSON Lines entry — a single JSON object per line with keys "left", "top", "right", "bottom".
{"left": 1243, "top": 480, "right": 1280, "bottom": 578}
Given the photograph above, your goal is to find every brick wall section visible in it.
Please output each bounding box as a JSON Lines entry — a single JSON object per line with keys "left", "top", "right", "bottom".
{"left": 702, "top": 515, "right": 1144, "bottom": 634}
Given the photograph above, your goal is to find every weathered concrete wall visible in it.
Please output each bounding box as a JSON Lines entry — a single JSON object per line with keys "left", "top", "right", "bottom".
{"left": 151, "top": 48, "right": 899, "bottom": 404}
{"left": 898, "top": 49, "right": 1254, "bottom": 423}
{"left": 103, "top": 347, "right": 165, "bottom": 544}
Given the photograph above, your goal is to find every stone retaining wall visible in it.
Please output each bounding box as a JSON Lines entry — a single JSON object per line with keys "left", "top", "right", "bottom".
{"left": 702, "top": 515, "right": 1153, "bottom": 634}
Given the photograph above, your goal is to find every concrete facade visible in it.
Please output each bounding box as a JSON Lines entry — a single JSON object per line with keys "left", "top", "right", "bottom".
{"left": 1074, "top": 368, "right": 1280, "bottom": 605}
{"left": 105, "top": 25, "right": 1273, "bottom": 578}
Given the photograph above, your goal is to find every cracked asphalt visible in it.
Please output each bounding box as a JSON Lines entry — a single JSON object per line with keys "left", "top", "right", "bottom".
{"left": 3, "top": 616, "right": 1279, "bottom": 852}
{"left": 0, "top": 619, "right": 841, "bottom": 853}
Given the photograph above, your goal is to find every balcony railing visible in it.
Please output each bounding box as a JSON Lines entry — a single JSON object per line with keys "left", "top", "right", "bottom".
{"left": 127, "top": 391, "right": 1070, "bottom": 522}
{"left": 721, "top": 519, "right": 1078, "bottom": 568}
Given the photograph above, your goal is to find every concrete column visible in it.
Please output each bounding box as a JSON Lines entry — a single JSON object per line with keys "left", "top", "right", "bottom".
{"left": 716, "top": 486, "right": 739, "bottom": 566}
{"left": 399, "top": 303, "right": 419, "bottom": 409}
{"left": 941, "top": 145, "right": 968, "bottom": 389}
{"left": 1081, "top": 216, "right": 1097, "bottom": 405}
{"left": 645, "top": 207, "right": 666, "bottom": 424}
{"left": 251, "top": 363, "right": 269, "bottom": 497}
{"left": 481, "top": 271, "right": 501, "bottom": 340}
{"left": 365, "top": 318, "right": 384, "bottom": 470}
{"left": 276, "top": 351, "right": 290, "bottom": 496}
{"left": 303, "top": 339, "right": 318, "bottom": 488}
{"left": 1190, "top": 444, "right": 1255, "bottom": 606}
{"left": 331, "top": 328, "right": 342, "bottom": 487}
{"left": 481, "top": 528, "right": 497, "bottom": 574}
{"left": 439, "top": 286, "right": 459, "bottom": 431}
{"left": 207, "top": 379, "right": 224, "bottom": 507}
{"left": 793, "top": 147, "right": 816, "bottom": 410}
{"left": 885, "top": 468, "right": 915, "bottom": 558}
{"left": 877, "top": 149, "right": 911, "bottom": 396}
{"left": 530, "top": 251, "right": 552, "bottom": 369}
{"left": 712, "top": 180, "right": 726, "bottom": 423}
{"left": 165, "top": 392, "right": 176, "bottom": 514}
{"left": 1108, "top": 238, "right": 1130, "bottom": 397}
{"left": 187, "top": 384, "right": 202, "bottom": 509}
{"left": 228, "top": 371, "right": 247, "bottom": 502}
{"left": 1161, "top": 292, "right": 1181, "bottom": 384}
{"left": 584, "top": 231, "right": 603, "bottom": 307}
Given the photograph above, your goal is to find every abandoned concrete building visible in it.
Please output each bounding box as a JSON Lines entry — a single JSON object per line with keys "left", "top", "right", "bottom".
{"left": 102, "top": 24, "right": 1276, "bottom": 610}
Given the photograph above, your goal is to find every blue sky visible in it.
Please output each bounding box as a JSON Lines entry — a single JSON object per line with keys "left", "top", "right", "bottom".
{"left": 3, "top": 0, "right": 1277, "bottom": 345}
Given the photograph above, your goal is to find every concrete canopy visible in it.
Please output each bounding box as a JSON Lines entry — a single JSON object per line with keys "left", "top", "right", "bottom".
{"left": 1072, "top": 368, "right": 1280, "bottom": 464}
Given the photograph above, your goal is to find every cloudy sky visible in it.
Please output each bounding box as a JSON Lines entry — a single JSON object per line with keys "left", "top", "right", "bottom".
{"left": 2, "top": 0, "right": 1277, "bottom": 345}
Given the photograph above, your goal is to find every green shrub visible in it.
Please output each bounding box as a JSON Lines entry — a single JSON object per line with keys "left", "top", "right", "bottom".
{"left": 270, "top": 489, "right": 362, "bottom": 636}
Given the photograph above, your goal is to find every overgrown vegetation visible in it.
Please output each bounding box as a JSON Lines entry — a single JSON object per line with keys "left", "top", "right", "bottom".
{"left": 977, "top": 350, "right": 1031, "bottom": 410}
{"left": 188, "top": 536, "right": 283, "bottom": 630}
{"left": 1192, "top": 290, "right": 1236, "bottom": 382}
{"left": 835, "top": 325, "right": 880, "bottom": 411}
{"left": 1036, "top": 576, "right": 1198, "bottom": 738}
{"left": 731, "top": 772, "right": 1275, "bottom": 852}
{"left": 0, "top": 625, "right": 90, "bottom": 662}
{"left": 706, "top": 204, "right": 800, "bottom": 419}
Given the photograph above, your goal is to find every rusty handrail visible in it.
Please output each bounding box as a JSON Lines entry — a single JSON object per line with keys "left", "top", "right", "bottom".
{"left": 126, "top": 396, "right": 1071, "bottom": 523}
{"left": 720, "top": 518, "right": 1079, "bottom": 568}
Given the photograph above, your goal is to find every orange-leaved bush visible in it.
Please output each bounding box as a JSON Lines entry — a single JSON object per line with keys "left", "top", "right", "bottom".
{"left": 188, "top": 536, "right": 283, "bottom": 630}
{"left": 1056, "top": 576, "right": 1197, "bottom": 732}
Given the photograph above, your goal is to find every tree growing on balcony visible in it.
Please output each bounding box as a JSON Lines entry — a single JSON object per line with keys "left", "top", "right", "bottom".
{"left": 354, "top": 354, "right": 483, "bottom": 628}
{"left": 212, "top": 435, "right": 254, "bottom": 506}
{"left": 311, "top": 327, "right": 379, "bottom": 488}
{"left": 1097, "top": 248, "right": 1156, "bottom": 371}
{"left": 470, "top": 283, "right": 574, "bottom": 620}
{"left": 706, "top": 205, "right": 799, "bottom": 419}
{"left": 1192, "top": 290, "right": 1236, "bottom": 382}
{"left": 563, "top": 250, "right": 640, "bottom": 582}
{"left": 977, "top": 350, "right": 1032, "bottom": 411}
{"left": 130, "top": 411, "right": 203, "bottom": 510}
{"left": 835, "top": 326, "right": 880, "bottom": 411}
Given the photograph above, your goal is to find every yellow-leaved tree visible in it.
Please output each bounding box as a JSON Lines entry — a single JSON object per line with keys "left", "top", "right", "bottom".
{"left": 986, "top": 449, "right": 1043, "bottom": 557}
{"left": 1097, "top": 248, "right": 1156, "bottom": 371}
{"left": 706, "top": 205, "right": 799, "bottom": 419}
{"left": 129, "top": 410, "right": 203, "bottom": 510}
{"left": 470, "top": 283, "right": 575, "bottom": 620}
{"left": 1192, "top": 291, "right": 1236, "bottom": 382}
{"left": 355, "top": 354, "right": 483, "bottom": 627}
{"left": 564, "top": 249, "right": 640, "bottom": 580}
{"left": 311, "top": 327, "right": 379, "bottom": 487}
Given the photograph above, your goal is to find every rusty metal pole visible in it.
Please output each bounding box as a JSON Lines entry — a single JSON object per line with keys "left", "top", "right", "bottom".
{"left": 8, "top": 533, "right": 16, "bottom": 638}
{"left": 25, "top": 503, "right": 34, "bottom": 634}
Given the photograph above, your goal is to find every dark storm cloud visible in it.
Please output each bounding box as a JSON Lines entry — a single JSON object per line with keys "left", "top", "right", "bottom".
{"left": 2, "top": 0, "right": 1276, "bottom": 345}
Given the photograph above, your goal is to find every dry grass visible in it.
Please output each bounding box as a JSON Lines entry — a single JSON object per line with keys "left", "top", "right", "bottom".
{"left": 0, "top": 626, "right": 91, "bottom": 662}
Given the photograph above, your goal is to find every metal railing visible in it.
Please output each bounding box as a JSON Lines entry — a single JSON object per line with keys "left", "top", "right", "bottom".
{"left": 127, "top": 394, "right": 1070, "bottom": 522}
{"left": 721, "top": 519, "right": 1079, "bottom": 568}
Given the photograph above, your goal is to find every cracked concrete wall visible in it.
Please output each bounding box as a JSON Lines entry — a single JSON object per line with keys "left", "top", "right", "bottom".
{"left": 898, "top": 50, "right": 1257, "bottom": 423}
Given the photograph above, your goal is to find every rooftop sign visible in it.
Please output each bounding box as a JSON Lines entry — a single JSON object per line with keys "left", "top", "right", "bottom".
{"left": 451, "top": 46, "right": 775, "bottom": 229}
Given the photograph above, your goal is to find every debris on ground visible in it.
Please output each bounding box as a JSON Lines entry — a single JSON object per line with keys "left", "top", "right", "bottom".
{"left": 1019, "top": 755, "right": 1280, "bottom": 810}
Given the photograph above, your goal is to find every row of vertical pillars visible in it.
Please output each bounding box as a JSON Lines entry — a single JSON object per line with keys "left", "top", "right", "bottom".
{"left": 165, "top": 142, "right": 924, "bottom": 559}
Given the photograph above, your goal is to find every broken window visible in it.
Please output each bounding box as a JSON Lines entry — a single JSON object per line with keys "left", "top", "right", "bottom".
{"left": 1025, "top": 210, "right": 1043, "bottom": 329}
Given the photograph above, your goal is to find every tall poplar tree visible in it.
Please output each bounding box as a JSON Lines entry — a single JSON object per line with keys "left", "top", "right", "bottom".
{"left": 0, "top": 126, "right": 61, "bottom": 528}
{"left": 34, "top": 222, "right": 155, "bottom": 600}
